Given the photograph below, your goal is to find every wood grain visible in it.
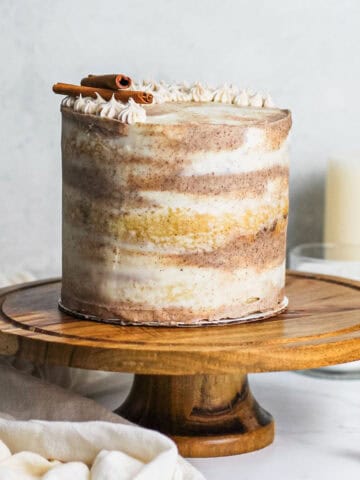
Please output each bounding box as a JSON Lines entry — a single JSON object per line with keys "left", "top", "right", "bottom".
{"left": 0, "top": 272, "right": 360, "bottom": 375}
{"left": 117, "top": 373, "right": 274, "bottom": 457}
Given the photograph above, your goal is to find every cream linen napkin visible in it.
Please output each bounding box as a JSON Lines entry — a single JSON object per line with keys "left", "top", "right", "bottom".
{"left": 0, "top": 363, "right": 205, "bottom": 479}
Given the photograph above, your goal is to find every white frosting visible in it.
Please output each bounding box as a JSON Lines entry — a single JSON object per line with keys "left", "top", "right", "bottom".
{"left": 249, "top": 92, "right": 264, "bottom": 107}
{"left": 73, "top": 95, "right": 89, "bottom": 113}
{"left": 117, "top": 98, "right": 147, "bottom": 124}
{"left": 151, "top": 86, "right": 171, "bottom": 104}
{"left": 212, "top": 83, "right": 233, "bottom": 104}
{"left": 74, "top": 94, "right": 112, "bottom": 115}
{"left": 134, "top": 81, "right": 276, "bottom": 109}
{"left": 233, "top": 90, "right": 249, "bottom": 107}
{"left": 190, "top": 82, "right": 213, "bottom": 102}
{"left": 168, "top": 85, "right": 192, "bottom": 102}
{"left": 63, "top": 81, "right": 278, "bottom": 124}
{"left": 263, "top": 94, "right": 275, "bottom": 108}
{"left": 67, "top": 94, "right": 146, "bottom": 123}
{"left": 62, "top": 96, "right": 76, "bottom": 108}
{"left": 141, "top": 79, "right": 163, "bottom": 92}
{"left": 83, "top": 93, "right": 104, "bottom": 114}
{"left": 97, "top": 95, "right": 124, "bottom": 119}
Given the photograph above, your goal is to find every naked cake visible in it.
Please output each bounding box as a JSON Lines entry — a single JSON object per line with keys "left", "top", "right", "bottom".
{"left": 57, "top": 77, "right": 291, "bottom": 326}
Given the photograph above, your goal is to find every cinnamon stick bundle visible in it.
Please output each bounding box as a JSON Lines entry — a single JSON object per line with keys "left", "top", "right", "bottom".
{"left": 81, "top": 74, "right": 132, "bottom": 90}
{"left": 52, "top": 83, "right": 153, "bottom": 104}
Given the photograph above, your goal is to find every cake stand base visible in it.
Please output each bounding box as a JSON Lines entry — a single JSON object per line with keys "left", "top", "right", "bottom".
{"left": 116, "top": 373, "right": 273, "bottom": 457}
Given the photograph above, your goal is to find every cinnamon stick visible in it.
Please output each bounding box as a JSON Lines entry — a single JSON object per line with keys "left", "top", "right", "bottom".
{"left": 81, "top": 74, "right": 132, "bottom": 90}
{"left": 52, "top": 83, "right": 153, "bottom": 104}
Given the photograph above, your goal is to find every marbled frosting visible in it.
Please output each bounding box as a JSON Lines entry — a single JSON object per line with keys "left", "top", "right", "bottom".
{"left": 60, "top": 100, "right": 291, "bottom": 325}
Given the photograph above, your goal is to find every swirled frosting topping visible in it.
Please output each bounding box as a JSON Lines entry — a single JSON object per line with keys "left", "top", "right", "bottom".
{"left": 73, "top": 95, "right": 88, "bottom": 113}
{"left": 73, "top": 93, "right": 103, "bottom": 114}
{"left": 62, "top": 81, "right": 277, "bottom": 124}
{"left": 190, "top": 82, "right": 213, "bottom": 102}
{"left": 118, "top": 98, "right": 147, "bottom": 124}
{"left": 212, "top": 83, "right": 234, "bottom": 103}
{"left": 61, "top": 96, "right": 76, "bottom": 108}
{"left": 249, "top": 92, "right": 264, "bottom": 107}
{"left": 97, "top": 95, "right": 124, "bottom": 118}
{"left": 233, "top": 90, "right": 249, "bottom": 107}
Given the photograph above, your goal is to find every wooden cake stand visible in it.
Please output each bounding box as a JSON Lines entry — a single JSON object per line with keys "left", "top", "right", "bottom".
{"left": 1, "top": 271, "right": 360, "bottom": 458}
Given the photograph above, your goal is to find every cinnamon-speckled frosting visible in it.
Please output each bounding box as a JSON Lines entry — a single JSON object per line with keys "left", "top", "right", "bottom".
{"left": 60, "top": 94, "right": 291, "bottom": 325}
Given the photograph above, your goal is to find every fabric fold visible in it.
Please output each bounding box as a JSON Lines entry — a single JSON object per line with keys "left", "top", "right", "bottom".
{"left": 0, "top": 362, "right": 205, "bottom": 479}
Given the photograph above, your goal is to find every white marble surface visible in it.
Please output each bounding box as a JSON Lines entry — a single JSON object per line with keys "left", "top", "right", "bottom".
{"left": 98, "top": 371, "right": 360, "bottom": 480}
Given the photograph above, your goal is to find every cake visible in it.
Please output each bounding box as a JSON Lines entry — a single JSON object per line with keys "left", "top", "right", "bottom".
{"left": 59, "top": 80, "right": 291, "bottom": 326}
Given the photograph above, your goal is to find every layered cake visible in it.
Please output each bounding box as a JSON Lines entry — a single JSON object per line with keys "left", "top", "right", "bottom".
{"left": 59, "top": 80, "right": 291, "bottom": 325}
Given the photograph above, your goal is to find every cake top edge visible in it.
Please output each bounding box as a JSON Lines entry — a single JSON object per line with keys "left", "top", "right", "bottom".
{"left": 61, "top": 80, "right": 290, "bottom": 126}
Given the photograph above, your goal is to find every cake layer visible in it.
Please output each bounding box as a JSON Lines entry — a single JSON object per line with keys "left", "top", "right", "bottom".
{"left": 62, "top": 257, "right": 285, "bottom": 323}
{"left": 63, "top": 184, "right": 288, "bottom": 253}
{"left": 61, "top": 286, "right": 285, "bottom": 325}
{"left": 62, "top": 106, "right": 290, "bottom": 164}
{"left": 63, "top": 151, "right": 288, "bottom": 199}
{"left": 63, "top": 221, "right": 286, "bottom": 271}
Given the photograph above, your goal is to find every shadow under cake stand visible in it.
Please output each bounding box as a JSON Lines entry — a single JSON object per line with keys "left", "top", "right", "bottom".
{"left": 1, "top": 271, "right": 360, "bottom": 458}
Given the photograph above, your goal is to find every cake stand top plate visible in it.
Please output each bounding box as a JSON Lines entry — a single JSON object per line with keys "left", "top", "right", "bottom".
{"left": 0, "top": 271, "right": 360, "bottom": 375}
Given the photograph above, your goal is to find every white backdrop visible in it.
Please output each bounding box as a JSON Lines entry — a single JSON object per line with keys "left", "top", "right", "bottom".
{"left": 1, "top": 0, "right": 359, "bottom": 274}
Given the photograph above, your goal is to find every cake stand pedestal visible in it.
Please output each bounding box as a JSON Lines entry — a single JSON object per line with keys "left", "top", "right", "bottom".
{"left": 1, "top": 271, "right": 360, "bottom": 458}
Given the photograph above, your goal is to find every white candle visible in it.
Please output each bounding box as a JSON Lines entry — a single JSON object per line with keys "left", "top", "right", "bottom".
{"left": 322, "top": 158, "right": 360, "bottom": 373}
{"left": 324, "top": 155, "right": 360, "bottom": 249}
